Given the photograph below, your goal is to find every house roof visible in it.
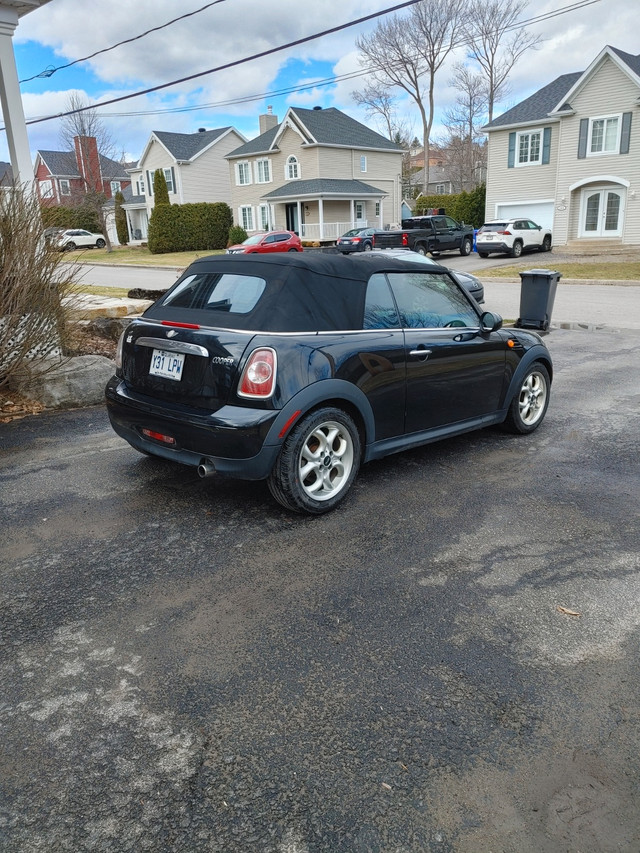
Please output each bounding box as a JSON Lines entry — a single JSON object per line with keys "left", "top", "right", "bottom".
{"left": 227, "top": 107, "right": 402, "bottom": 159}
{"left": 483, "top": 73, "right": 582, "bottom": 130}
{"left": 151, "top": 127, "right": 236, "bottom": 162}
{"left": 261, "top": 178, "right": 386, "bottom": 200}
{"left": 36, "top": 149, "right": 130, "bottom": 179}
{"left": 484, "top": 45, "right": 640, "bottom": 131}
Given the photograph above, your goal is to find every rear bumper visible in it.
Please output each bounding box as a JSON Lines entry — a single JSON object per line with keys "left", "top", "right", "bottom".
{"left": 476, "top": 240, "right": 510, "bottom": 254}
{"left": 105, "top": 376, "right": 281, "bottom": 480}
{"left": 336, "top": 243, "right": 363, "bottom": 253}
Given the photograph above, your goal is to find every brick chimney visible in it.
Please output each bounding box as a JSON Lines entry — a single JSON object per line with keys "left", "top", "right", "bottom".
{"left": 259, "top": 105, "right": 278, "bottom": 135}
{"left": 74, "top": 136, "right": 103, "bottom": 193}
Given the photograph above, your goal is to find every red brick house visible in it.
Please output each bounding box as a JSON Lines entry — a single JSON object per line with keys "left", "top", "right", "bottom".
{"left": 34, "top": 135, "right": 131, "bottom": 205}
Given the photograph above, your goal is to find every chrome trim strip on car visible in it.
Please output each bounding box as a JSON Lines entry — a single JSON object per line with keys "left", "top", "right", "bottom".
{"left": 135, "top": 320, "right": 482, "bottom": 337}
{"left": 135, "top": 337, "right": 209, "bottom": 357}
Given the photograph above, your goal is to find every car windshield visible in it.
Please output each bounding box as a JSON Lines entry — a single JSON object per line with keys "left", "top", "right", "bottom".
{"left": 242, "top": 234, "right": 266, "bottom": 246}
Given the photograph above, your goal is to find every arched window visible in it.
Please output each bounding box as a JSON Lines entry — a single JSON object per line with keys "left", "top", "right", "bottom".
{"left": 286, "top": 155, "right": 299, "bottom": 180}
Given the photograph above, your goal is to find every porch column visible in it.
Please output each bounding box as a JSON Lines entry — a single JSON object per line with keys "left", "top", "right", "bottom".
{"left": 296, "top": 200, "right": 302, "bottom": 236}
{"left": 350, "top": 199, "right": 354, "bottom": 228}
{"left": 378, "top": 199, "right": 383, "bottom": 228}
{"left": 318, "top": 198, "right": 324, "bottom": 240}
{"left": 0, "top": 7, "right": 33, "bottom": 187}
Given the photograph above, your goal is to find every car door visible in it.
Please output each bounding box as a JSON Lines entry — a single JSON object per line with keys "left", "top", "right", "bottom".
{"left": 442, "top": 216, "right": 462, "bottom": 251}
{"left": 525, "top": 220, "right": 544, "bottom": 248}
{"left": 431, "top": 216, "right": 449, "bottom": 251}
{"left": 262, "top": 234, "right": 277, "bottom": 253}
{"left": 386, "top": 270, "right": 506, "bottom": 433}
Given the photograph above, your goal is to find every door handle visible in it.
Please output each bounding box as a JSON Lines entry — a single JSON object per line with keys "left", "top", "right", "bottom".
{"left": 409, "top": 348, "right": 432, "bottom": 358}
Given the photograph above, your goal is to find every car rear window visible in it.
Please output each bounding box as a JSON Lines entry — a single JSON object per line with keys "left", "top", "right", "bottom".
{"left": 479, "top": 222, "right": 508, "bottom": 231}
{"left": 162, "top": 273, "right": 266, "bottom": 314}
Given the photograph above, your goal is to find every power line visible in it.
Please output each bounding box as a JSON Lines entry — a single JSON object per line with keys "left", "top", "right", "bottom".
{"left": 19, "top": 0, "right": 230, "bottom": 84}
{"left": 20, "top": 0, "right": 426, "bottom": 127}
{"left": 4, "top": 0, "right": 601, "bottom": 129}
{"left": 68, "top": 0, "right": 603, "bottom": 122}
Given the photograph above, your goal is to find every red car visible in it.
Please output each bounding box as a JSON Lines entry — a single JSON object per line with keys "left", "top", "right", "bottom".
{"left": 226, "top": 230, "right": 302, "bottom": 254}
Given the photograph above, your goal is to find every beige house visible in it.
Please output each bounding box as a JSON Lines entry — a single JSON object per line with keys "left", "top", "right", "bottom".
{"left": 123, "top": 126, "right": 246, "bottom": 240}
{"left": 483, "top": 45, "right": 640, "bottom": 247}
{"left": 225, "top": 106, "right": 403, "bottom": 241}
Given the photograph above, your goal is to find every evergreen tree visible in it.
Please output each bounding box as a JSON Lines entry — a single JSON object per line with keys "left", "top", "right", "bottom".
{"left": 153, "top": 169, "right": 170, "bottom": 205}
{"left": 114, "top": 191, "right": 128, "bottom": 245}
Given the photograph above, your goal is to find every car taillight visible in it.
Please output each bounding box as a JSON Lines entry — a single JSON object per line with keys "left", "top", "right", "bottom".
{"left": 496, "top": 230, "right": 512, "bottom": 235}
{"left": 402, "top": 233, "right": 409, "bottom": 246}
{"left": 238, "top": 348, "right": 277, "bottom": 398}
{"left": 352, "top": 237, "right": 361, "bottom": 242}
{"left": 115, "top": 330, "right": 125, "bottom": 372}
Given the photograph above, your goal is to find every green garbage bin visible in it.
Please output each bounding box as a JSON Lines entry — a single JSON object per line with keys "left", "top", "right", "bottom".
{"left": 515, "top": 269, "right": 562, "bottom": 331}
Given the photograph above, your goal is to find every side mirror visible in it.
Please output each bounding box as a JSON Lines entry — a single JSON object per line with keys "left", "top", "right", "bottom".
{"left": 480, "top": 311, "right": 503, "bottom": 333}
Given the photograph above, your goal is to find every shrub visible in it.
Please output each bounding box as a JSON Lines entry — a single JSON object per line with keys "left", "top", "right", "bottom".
{"left": 40, "top": 204, "right": 102, "bottom": 233}
{"left": 228, "top": 225, "right": 248, "bottom": 246}
{"left": 413, "top": 183, "right": 486, "bottom": 229}
{"left": 148, "top": 201, "right": 233, "bottom": 253}
{"left": 1, "top": 184, "right": 81, "bottom": 389}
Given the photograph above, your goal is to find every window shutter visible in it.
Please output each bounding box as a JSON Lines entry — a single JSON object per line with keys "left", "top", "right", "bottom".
{"left": 542, "top": 128, "right": 551, "bottom": 164}
{"left": 508, "top": 132, "right": 516, "bottom": 168}
{"left": 171, "top": 166, "right": 177, "bottom": 193}
{"left": 577, "top": 118, "right": 589, "bottom": 159}
{"left": 620, "top": 112, "right": 632, "bottom": 154}
{"left": 146, "top": 170, "right": 153, "bottom": 194}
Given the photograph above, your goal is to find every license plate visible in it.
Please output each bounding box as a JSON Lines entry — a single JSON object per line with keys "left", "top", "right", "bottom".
{"left": 149, "top": 349, "right": 185, "bottom": 381}
{"left": 485, "top": 236, "right": 494, "bottom": 240}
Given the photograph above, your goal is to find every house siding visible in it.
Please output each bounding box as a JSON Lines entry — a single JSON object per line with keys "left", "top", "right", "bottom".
{"left": 179, "top": 130, "right": 245, "bottom": 207}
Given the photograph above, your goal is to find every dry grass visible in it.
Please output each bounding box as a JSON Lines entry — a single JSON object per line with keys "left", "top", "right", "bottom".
{"left": 479, "top": 260, "right": 640, "bottom": 280}
{"left": 69, "top": 245, "right": 223, "bottom": 267}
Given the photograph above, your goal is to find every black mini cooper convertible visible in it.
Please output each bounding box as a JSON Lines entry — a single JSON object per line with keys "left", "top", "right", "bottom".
{"left": 105, "top": 252, "right": 552, "bottom": 514}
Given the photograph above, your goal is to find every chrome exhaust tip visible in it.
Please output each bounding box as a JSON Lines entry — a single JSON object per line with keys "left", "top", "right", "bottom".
{"left": 197, "top": 459, "right": 216, "bottom": 478}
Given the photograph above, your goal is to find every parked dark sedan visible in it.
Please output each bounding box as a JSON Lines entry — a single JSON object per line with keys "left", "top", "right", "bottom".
{"left": 336, "top": 227, "right": 379, "bottom": 253}
{"left": 106, "top": 253, "right": 552, "bottom": 514}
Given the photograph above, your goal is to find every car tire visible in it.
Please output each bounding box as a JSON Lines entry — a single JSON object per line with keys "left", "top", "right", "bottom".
{"left": 268, "top": 407, "right": 361, "bottom": 514}
{"left": 459, "top": 237, "right": 472, "bottom": 256}
{"left": 363, "top": 242, "right": 372, "bottom": 252}
{"left": 287, "top": 248, "right": 298, "bottom": 252}
{"left": 502, "top": 362, "right": 551, "bottom": 435}
{"left": 510, "top": 240, "right": 523, "bottom": 259}
{"left": 96, "top": 238, "right": 106, "bottom": 248}
{"left": 478, "top": 252, "right": 489, "bottom": 258}
{"left": 65, "top": 242, "right": 76, "bottom": 251}
{"left": 542, "top": 235, "right": 552, "bottom": 252}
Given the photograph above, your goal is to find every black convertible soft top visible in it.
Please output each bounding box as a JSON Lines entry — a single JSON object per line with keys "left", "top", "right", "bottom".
{"left": 143, "top": 251, "right": 451, "bottom": 333}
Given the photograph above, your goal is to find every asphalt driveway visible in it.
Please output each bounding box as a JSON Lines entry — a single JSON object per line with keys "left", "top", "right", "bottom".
{"left": 1, "top": 326, "right": 639, "bottom": 852}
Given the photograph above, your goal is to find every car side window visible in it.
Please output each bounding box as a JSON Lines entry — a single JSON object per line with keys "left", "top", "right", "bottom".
{"left": 275, "top": 233, "right": 288, "bottom": 242}
{"left": 387, "top": 272, "right": 479, "bottom": 328}
{"left": 444, "top": 217, "right": 458, "bottom": 228}
{"left": 264, "top": 235, "right": 276, "bottom": 244}
{"left": 363, "top": 273, "right": 400, "bottom": 329}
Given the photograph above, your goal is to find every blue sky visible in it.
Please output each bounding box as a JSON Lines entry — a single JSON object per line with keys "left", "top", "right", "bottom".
{"left": 3, "top": 0, "right": 638, "bottom": 164}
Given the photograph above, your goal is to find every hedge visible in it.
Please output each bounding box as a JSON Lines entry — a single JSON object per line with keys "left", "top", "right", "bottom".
{"left": 413, "top": 184, "right": 486, "bottom": 229}
{"left": 40, "top": 204, "right": 102, "bottom": 234}
{"left": 148, "top": 201, "right": 233, "bottom": 253}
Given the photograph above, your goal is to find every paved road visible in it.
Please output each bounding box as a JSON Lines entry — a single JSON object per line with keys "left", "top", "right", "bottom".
{"left": 76, "top": 256, "right": 640, "bottom": 331}
{"left": 1, "top": 328, "right": 639, "bottom": 852}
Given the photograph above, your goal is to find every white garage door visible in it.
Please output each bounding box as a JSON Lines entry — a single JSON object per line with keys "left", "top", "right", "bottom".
{"left": 495, "top": 202, "right": 554, "bottom": 230}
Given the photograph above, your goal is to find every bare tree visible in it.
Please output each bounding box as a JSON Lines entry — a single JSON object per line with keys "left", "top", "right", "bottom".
{"left": 59, "top": 94, "right": 118, "bottom": 251}
{"left": 356, "top": 0, "right": 467, "bottom": 193}
{"left": 440, "top": 63, "right": 488, "bottom": 190}
{"left": 462, "top": 0, "right": 542, "bottom": 122}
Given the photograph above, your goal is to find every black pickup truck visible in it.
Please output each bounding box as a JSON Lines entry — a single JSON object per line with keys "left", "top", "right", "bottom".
{"left": 373, "top": 214, "right": 474, "bottom": 257}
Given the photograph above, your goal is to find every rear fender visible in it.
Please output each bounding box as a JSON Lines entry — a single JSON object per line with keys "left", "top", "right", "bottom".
{"left": 262, "top": 379, "right": 376, "bottom": 448}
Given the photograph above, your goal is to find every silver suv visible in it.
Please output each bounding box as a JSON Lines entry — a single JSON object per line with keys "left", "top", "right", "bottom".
{"left": 476, "top": 218, "right": 552, "bottom": 259}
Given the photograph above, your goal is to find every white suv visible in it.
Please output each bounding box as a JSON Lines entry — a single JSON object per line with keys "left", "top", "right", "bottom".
{"left": 476, "top": 218, "right": 552, "bottom": 259}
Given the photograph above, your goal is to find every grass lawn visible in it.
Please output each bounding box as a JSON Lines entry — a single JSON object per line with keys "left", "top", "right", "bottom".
{"left": 70, "top": 246, "right": 224, "bottom": 267}
{"left": 479, "top": 261, "right": 640, "bottom": 280}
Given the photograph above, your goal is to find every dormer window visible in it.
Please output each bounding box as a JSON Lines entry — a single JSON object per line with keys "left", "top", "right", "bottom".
{"left": 286, "top": 156, "right": 299, "bottom": 180}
